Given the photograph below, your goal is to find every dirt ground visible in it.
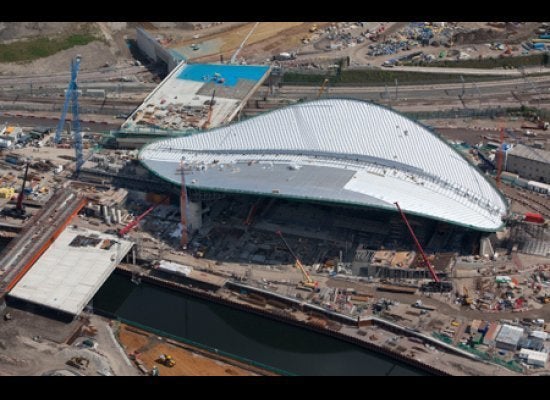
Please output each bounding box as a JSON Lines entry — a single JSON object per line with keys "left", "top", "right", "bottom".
{"left": 117, "top": 324, "right": 260, "bottom": 376}
{"left": 0, "top": 307, "right": 137, "bottom": 376}
{"left": 168, "top": 22, "right": 332, "bottom": 63}
{"left": 453, "top": 22, "right": 541, "bottom": 45}
{"left": 0, "top": 22, "right": 84, "bottom": 43}
{"left": 0, "top": 22, "right": 134, "bottom": 77}
{"left": 0, "top": 22, "right": 546, "bottom": 78}
{"left": 0, "top": 41, "right": 120, "bottom": 76}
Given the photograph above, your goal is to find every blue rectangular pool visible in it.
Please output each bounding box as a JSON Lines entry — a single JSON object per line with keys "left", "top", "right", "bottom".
{"left": 178, "top": 64, "right": 269, "bottom": 87}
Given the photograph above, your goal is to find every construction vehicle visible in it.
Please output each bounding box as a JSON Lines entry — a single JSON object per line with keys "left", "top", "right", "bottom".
{"left": 202, "top": 90, "right": 216, "bottom": 130}
{"left": 461, "top": 285, "right": 473, "bottom": 306}
{"left": 157, "top": 354, "right": 176, "bottom": 367}
{"left": 3, "top": 162, "right": 30, "bottom": 219}
{"left": 317, "top": 78, "right": 330, "bottom": 99}
{"left": 66, "top": 357, "right": 89, "bottom": 370}
{"left": 118, "top": 197, "right": 168, "bottom": 237}
{"left": 276, "top": 231, "right": 320, "bottom": 292}
{"left": 522, "top": 118, "right": 549, "bottom": 131}
{"left": 394, "top": 202, "right": 453, "bottom": 293}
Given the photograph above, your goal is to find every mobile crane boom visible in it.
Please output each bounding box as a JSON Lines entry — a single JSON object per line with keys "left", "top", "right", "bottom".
{"left": 118, "top": 197, "right": 168, "bottom": 237}
{"left": 276, "top": 230, "right": 319, "bottom": 291}
{"left": 394, "top": 202, "right": 440, "bottom": 283}
{"left": 317, "top": 78, "right": 330, "bottom": 99}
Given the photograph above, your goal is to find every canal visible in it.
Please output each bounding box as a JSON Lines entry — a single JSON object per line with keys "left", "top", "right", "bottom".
{"left": 93, "top": 273, "right": 430, "bottom": 376}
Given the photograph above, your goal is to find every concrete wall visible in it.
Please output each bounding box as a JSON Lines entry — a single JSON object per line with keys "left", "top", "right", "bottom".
{"left": 353, "top": 263, "right": 430, "bottom": 279}
{"left": 506, "top": 154, "right": 550, "bottom": 183}
{"left": 136, "top": 28, "right": 180, "bottom": 72}
{"left": 136, "top": 28, "right": 157, "bottom": 61}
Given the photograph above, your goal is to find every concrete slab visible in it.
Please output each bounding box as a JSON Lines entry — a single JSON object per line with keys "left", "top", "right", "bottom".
{"left": 8, "top": 226, "right": 133, "bottom": 317}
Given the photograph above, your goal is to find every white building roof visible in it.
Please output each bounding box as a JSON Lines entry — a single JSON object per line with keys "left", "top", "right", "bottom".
{"left": 529, "top": 330, "right": 549, "bottom": 340}
{"left": 140, "top": 99, "right": 508, "bottom": 231}
{"left": 496, "top": 324, "right": 524, "bottom": 346}
{"left": 519, "top": 348, "right": 548, "bottom": 365}
{"left": 508, "top": 144, "right": 550, "bottom": 164}
{"left": 157, "top": 260, "right": 193, "bottom": 277}
{"left": 8, "top": 226, "right": 133, "bottom": 316}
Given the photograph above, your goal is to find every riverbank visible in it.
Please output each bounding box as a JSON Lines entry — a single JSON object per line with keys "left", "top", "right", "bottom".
{"left": 94, "top": 272, "right": 431, "bottom": 376}
{"left": 104, "top": 265, "right": 520, "bottom": 376}
{"left": 115, "top": 322, "right": 273, "bottom": 376}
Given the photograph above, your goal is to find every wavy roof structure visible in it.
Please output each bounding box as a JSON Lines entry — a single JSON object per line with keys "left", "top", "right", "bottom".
{"left": 140, "top": 99, "right": 507, "bottom": 231}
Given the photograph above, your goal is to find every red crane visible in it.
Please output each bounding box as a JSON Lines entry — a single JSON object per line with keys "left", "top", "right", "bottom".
{"left": 394, "top": 202, "right": 440, "bottom": 283}
{"left": 118, "top": 198, "right": 167, "bottom": 237}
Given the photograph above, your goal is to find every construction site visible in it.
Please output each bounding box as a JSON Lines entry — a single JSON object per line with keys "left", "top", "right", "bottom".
{"left": 0, "top": 21, "right": 549, "bottom": 376}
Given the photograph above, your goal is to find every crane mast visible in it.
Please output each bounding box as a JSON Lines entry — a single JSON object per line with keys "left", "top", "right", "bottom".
{"left": 496, "top": 127, "right": 504, "bottom": 189}
{"left": 54, "top": 55, "right": 84, "bottom": 174}
{"left": 16, "top": 162, "right": 30, "bottom": 213}
{"left": 180, "top": 158, "right": 189, "bottom": 249}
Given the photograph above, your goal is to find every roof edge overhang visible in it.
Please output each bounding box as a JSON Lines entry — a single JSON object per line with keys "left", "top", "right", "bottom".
{"left": 140, "top": 158, "right": 505, "bottom": 232}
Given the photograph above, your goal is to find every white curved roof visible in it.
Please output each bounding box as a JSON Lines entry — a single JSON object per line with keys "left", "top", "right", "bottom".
{"left": 140, "top": 99, "right": 507, "bottom": 231}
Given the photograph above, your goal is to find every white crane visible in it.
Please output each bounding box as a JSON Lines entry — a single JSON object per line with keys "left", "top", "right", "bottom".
{"left": 230, "top": 22, "right": 260, "bottom": 64}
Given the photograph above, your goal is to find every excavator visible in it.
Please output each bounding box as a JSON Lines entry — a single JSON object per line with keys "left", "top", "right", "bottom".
{"left": 66, "top": 356, "right": 90, "bottom": 370}
{"left": 157, "top": 354, "right": 176, "bottom": 367}
{"left": 461, "top": 285, "right": 473, "bottom": 306}
{"left": 3, "top": 162, "right": 30, "bottom": 219}
{"left": 276, "top": 231, "right": 320, "bottom": 292}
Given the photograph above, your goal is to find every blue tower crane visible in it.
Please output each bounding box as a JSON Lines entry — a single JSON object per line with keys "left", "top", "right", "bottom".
{"left": 54, "top": 55, "right": 84, "bottom": 174}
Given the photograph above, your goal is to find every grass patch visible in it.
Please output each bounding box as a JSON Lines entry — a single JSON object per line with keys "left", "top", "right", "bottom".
{"left": 0, "top": 33, "right": 98, "bottom": 63}
{"left": 282, "top": 68, "right": 524, "bottom": 87}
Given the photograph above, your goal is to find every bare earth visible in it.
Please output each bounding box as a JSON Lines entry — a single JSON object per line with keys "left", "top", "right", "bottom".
{"left": 117, "top": 324, "right": 259, "bottom": 376}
